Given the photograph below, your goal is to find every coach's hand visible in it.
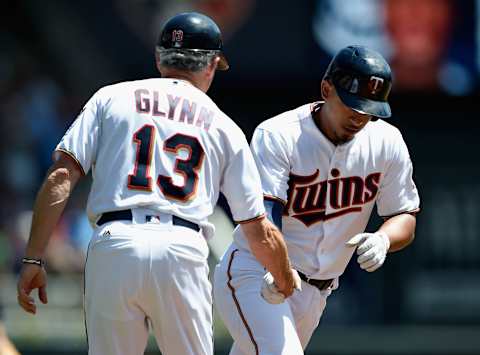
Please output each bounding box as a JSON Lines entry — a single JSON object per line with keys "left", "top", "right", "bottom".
{"left": 346, "top": 232, "right": 390, "bottom": 272}
{"left": 17, "top": 264, "right": 48, "bottom": 314}
{"left": 261, "top": 269, "right": 302, "bottom": 304}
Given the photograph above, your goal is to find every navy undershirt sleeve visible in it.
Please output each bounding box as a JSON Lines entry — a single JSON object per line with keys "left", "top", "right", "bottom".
{"left": 264, "top": 199, "right": 283, "bottom": 230}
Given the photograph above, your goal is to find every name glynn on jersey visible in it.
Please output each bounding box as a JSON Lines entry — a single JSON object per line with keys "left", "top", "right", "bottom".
{"left": 135, "top": 89, "right": 215, "bottom": 131}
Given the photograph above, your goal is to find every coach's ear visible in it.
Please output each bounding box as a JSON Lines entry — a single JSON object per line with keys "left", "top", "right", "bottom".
{"left": 155, "top": 49, "right": 164, "bottom": 76}
{"left": 321, "top": 79, "right": 333, "bottom": 100}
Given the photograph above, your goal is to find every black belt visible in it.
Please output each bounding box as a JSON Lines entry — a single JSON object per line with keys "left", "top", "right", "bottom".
{"left": 96, "top": 209, "right": 200, "bottom": 232}
{"left": 298, "top": 271, "right": 333, "bottom": 291}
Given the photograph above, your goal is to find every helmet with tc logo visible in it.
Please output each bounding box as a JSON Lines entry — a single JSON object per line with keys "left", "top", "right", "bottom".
{"left": 324, "top": 45, "right": 392, "bottom": 118}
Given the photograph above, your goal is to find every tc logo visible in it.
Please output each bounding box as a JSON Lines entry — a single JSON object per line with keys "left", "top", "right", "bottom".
{"left": 368, "top": 76, "right": 384, "bottom": 94}
{"left": 172, "top": 30, "right": 184, "bottom": 47}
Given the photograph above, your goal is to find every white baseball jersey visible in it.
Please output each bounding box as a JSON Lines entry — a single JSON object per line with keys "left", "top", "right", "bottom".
{"left": 58, "top": 78, "right": 266, "bottom": 355}
{"left": 233, "top": 102, "right": 420, "bottom": 279}
{"left": 56, "top": 78, "right": 265, "bottom": 231}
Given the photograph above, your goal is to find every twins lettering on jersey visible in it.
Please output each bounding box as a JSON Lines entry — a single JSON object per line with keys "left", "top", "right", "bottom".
{"left": 284, "top": 168, "right": 381, "bottom": 226}
{"left": 135, "top": 89, "right": 214, "bottom": 131}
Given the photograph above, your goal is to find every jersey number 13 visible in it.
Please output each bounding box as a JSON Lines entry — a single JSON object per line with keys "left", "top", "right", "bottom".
{"left": 127, "top": 125, "right": 205, "bottom": 201}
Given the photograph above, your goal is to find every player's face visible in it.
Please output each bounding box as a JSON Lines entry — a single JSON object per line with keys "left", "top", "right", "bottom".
{"left": 321, "top": 81, "right": 373, "bottom": 144}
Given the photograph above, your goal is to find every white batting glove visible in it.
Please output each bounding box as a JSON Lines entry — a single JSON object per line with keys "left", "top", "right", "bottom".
{"left": 260, "top": 270, "right": 302, "bottom": 304}
{"left": 346, "top": 232, "right": 390, "bottom": 272}
{"left": 261, "top": 272, "right": 285, "bottom": 304}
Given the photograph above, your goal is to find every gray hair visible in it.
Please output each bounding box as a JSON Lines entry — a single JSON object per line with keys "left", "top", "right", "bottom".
{"left": 156, "top": 47, "right": 217, "bottom": 72}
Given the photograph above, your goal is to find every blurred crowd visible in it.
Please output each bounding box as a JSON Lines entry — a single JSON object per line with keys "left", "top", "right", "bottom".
{"left": 312, "top": 0, "right": 476, "bottom": 95}
{"left": 0, "top": 38, "right": 92, "bottom": 275}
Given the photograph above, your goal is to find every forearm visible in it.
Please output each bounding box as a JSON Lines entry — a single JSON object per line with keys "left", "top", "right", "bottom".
{"left": 241, "top": 218, "right": 293, "bottom": 290}
{"left": 250, "top": 228, "right": 291, "bottom": 285}
{"left": 378, "top": 213, "right": 416, "bottom": 252}
{"left": 25, "top": 166, "right": 76, "bottom": 258}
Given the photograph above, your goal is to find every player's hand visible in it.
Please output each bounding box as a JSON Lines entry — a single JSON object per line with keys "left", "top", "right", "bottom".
{"left": 17, "top": 264, "right": 48, "bottom": 314}
{"left": 346, "top": 232, "right": 390, "bottom": 272}
{"left": 261, "top": 270, "right": 302, "bottom": 304}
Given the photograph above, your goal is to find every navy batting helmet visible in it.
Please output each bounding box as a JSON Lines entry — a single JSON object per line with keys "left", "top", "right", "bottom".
{"left": 324, "top": 45, "right": 392, "bottom": 118}
{"left": 157, "top": 12, "right": 229, "bottom": 70}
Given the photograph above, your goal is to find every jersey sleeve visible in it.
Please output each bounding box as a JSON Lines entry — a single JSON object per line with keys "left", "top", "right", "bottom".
{"left": 55, "top": 90, "right": 103, "bottom": 175}
{"left": 250, "top": 127, "right": 291, "bottom": 204}
{"left": 376, "top": 131, "right": 420, "bottom": 217}
{"left": 220, "top": 130, "right": 265, "bottom": 223}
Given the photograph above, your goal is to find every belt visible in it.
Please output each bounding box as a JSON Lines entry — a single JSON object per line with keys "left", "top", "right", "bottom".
{"left": 297, "top": 271, "right": 333, "bottom": 291}
{"left": 96, "top": 209, "right": 200, "bottom": 232}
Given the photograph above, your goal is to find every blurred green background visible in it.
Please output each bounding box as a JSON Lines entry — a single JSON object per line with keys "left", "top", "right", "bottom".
{"left": 1, "top": 0, "right": 480, "bottom": 354}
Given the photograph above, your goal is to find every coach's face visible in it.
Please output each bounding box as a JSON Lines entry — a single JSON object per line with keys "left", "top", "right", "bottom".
{"left": 320, "top": 80, "right": 372, "bottom": 144}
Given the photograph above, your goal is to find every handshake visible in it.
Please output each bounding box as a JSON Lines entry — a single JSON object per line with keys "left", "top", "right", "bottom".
{"left": 261, "top": 231, "right": 390, "bottom": 304}
{"left": 261, "top": 269, "right": 302, "bottom": 304}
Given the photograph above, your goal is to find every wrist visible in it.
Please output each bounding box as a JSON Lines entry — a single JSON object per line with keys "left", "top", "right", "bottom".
{"left": 22, "top": 257, "right": 46, "bottom": 267}
{"left": 377, "top": 231, "right": 390, "bottom": 251}
{"left": 24, "top": 247, "right": 45, "bottom": 260}
{"left": 274, "top": 270, "right": 292, "bottom": 290}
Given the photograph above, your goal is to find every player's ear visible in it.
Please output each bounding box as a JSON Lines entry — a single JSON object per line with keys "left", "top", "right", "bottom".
{"left": 321, "top": 79, "right": 332, "bottom": 100}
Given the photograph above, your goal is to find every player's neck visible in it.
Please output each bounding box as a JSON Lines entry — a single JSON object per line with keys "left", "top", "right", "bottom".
{"left": 313, "top": 108, "right": 340, "bottom": 145}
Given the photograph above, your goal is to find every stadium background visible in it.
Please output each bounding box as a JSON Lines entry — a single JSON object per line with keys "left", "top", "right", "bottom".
{"left": 1, "top": 0, "right": 479, "bottom": 354}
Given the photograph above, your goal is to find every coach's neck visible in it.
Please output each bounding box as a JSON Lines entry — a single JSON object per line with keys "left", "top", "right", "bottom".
{"left": 158, "top": 58, "right": 219, "bottom": 93}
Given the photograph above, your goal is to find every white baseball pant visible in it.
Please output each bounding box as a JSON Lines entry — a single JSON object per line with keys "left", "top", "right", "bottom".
{"left": 84, "top": 209, "right": 212, "bottom": 355}
{"left": 213, "top": 244, "right": 332, "bottom": 355}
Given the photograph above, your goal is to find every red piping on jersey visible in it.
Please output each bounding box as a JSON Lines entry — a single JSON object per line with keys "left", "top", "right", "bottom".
{"left": 235, "top": 213, "right": 265, "bottom": 225}
{"left": 263, "top": 194, "right": 287, "bottom": 206}
{"left": 381, "top": 208, "right": 420, "bottom": 220}
{"left": 54, "top": 149, "right": 86, "bottom": 176}
{"left": 227, "top": 249, "right": 259, "bottom": 355}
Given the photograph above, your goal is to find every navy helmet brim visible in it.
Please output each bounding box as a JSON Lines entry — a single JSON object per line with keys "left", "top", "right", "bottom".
{"left": 336, "top": 86, "right": 391, "bottom": 118}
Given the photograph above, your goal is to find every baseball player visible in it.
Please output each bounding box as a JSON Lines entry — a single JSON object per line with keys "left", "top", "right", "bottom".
{"left": 213, "top": 45, "right": 420, "bottom": 354}
{"left": 16, "top": 12, "right": 298, "bottom": 355}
